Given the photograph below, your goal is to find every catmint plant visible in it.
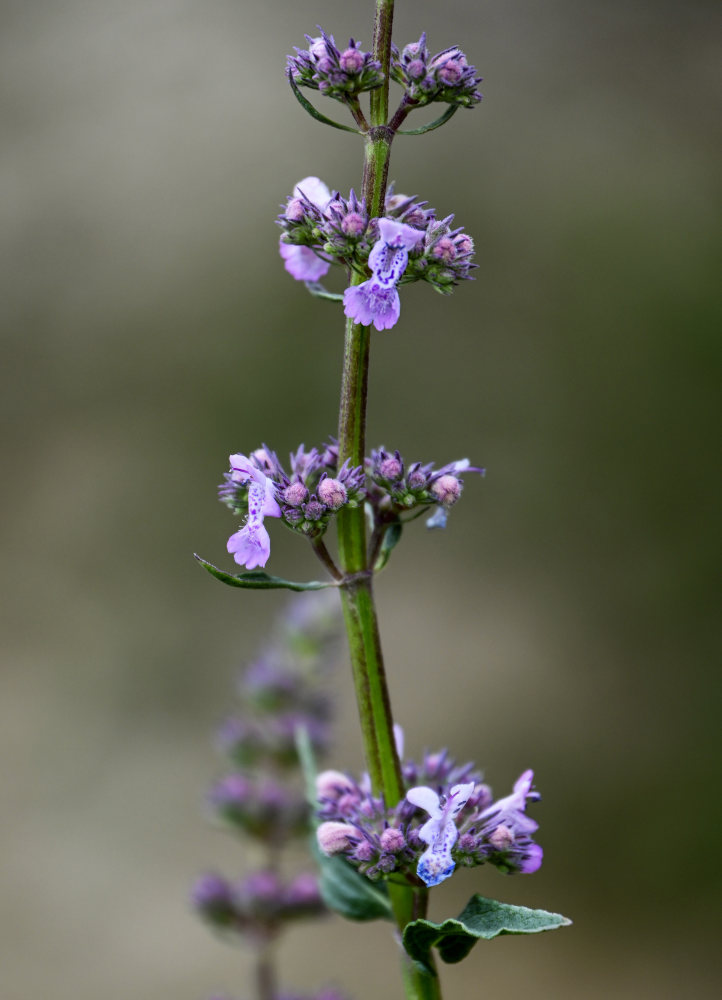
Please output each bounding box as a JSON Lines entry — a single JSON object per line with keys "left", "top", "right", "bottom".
{"left": 196, "top": 2, "right": 571, "bottom": 997}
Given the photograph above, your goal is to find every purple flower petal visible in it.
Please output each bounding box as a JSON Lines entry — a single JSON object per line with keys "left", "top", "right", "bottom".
{"left": 343, "top": 280, "right": 401, "bottom": 331}
{"left": 377, "top": 216, "right": 423, "bottom": 250}
{"left": 292, "top": 175, "right": 331, "bottom": 209}
{"left": 227, "top": 522, "right": 272, "bottom": 570}
{"left": 279, "top": 241, "right": 331, "bottom": 282}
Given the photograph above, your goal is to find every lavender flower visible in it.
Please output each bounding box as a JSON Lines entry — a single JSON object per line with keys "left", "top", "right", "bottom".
{"left": 280, "top": 177, "right": 333, "bottom": 281}
{"left": 225, "top": 454, "right": 281, "bottom": 569}
{"left": 406, "top": 782, "right": 475, "bottom": 886}
{"left": 343, "top": 218, "right": 423, "bottom": 331}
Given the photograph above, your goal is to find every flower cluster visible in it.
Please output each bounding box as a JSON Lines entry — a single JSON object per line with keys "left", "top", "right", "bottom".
{"left": 288, "top": 29, "right": 384, "bottom": 101}
{"left": 278, "top": 177, "right": 476, "bottom": 330}
{"left": 367, "top": 449, "right": 484, "bottom": 530}
{"left": 193, "top": 594, "right": 341, "bottom": 948}
{"left": 219, "top": 443, "right": 482, "bottom": 570}
{"left": 193, "top": 869, "right": 325, "bottom": 935}
{"left": 391, "top": 34, "right": 482, "bottom": 108}
{"left": 219, "top": 444, "right": 365, "bottom": 567}
{"left": 315, "top": 743, "right": 542, "bottom": 888}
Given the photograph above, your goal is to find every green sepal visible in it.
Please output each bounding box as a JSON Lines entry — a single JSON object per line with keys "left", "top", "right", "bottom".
{"left": 194, "top": 555, "right": 336, "bottom": 592}
{"left": 373, "top": 522, "right": 402, "bottom": 572}
{"left": 287, "top": 72, "right": 362, "bottom": 134}
{"left": 397, "top": 105, "right": 458, "bottom": 136}
{"left": 294, "top": 725, "right": 393, "bottom": 923}
{"left": 403, "top": 894, "right": 572, "bottom": 971}
{"left": 305, "top": 281, "right": 344, "bottom": 303}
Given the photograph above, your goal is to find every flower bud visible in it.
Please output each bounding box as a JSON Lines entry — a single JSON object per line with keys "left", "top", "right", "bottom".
{"left": 318, "top": 477, "right": 348, "bottom": 509}
{"left": 303, "top": 498, "right": 325, "bottom": 521}
{"left": 339, "top": 47, "right": 364, "bottom": 73}
{"left": 283, "top": 481, "right": 308, "bottom": 506}
{"left": 239, "top": 869, "right": 283, "bottom": 903}
{"left": 309, "top": 37, "right": 328, "bottom": 61}
{"left": 191, "top": 873, "right": 236, "bottom": 925}
{"left": 406, "top": 58, "right": 426, "bottom": 80}
{"left": 341, "top": 211, "right": 366, "bottom": 237}
{"left": 284, "top": 871, "right": 322, "bottom": 907}
{"left": 379, "top": 827, "right": 406, "bottom": 853}
{"left": 285, "top": 197, "right": 306, "bottom": 222}
{"left": 354, "top": 840, "right": 375, "bottom": 862}
{"left": 437, "top": 59, "right": 464, "bottom": 85}
{"left": 432, "top": 236, "right": 457, "bottom": 263}
{"left": 316, "top": 821, "right": 358, "bottom": 856}
{"left": 316, "top": 769, "right": 356, "bottom": 800}
{"left": 488, "top": 824, "right": 514, "bottom": 851}
{"left": 379, "top": 456, "right": 403, "bottom": 480}
{"left": 458, "top": 832, "right": 477, "bottom": 853}
{"left": 431, "top": 474, "right": 462, "bottom": 507}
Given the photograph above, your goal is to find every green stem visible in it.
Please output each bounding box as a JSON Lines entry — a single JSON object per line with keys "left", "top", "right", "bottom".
{"left": 333, "top": 2, "right": 443, "bottom": 998}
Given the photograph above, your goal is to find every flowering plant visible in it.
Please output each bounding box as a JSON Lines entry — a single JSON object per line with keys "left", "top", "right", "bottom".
{"left": 196, "top": 2, "right": 571, "bottom": 997}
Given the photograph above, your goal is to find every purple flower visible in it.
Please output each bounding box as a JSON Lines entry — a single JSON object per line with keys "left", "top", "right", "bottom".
{"left": 279, "top": 177, "right": 332, "bottom": 281}
{"left": 280, "top": 243, "right": 331, "bottom": 282}
{"left": 343, "top": 218, "right": 422, "bottom": 331}
{"left": 406, "top": 782, "right": 475, "bottom": 886}
{"left": 226, "top": 454, "right": 281, "bottom": 570}
{"left": 477, "top": 769, "right": 543, "bottom": 874}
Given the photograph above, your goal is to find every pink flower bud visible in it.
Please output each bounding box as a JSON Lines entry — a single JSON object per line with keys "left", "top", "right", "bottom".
{"left": 438, "top": 59, "right": 464, "bottom": 85}
{"left": 318, "top": 477, "right": 348, "bottom": 509}
{"left": 285, "top": 198, "right": 306, "bottom": 222}
{"left": 339, "top": 48, "right": 364, "bottom": 74}
{"left": 379, "top": 457, "right": 403, "bottom": 480}
{"left": 488, "top": 824, "right": 514, "bottom": 851}
{"left": 431, "top": 474, "right": 462, "bottom": 507}
{"left": 432, "top": 236, "right": 457, "bottom": 263}
{"left": 283, "top": 481, "right": 308, "bottom": 506}
{"left": 379, "top": 828, "right": 406, "bottom": 853}
{"left": 341, "top": 211, "right": 366, "bottom": 237}
{"left": 315, "top": 769, "right": 356, "bottom": 800}
{"left": 316, "top": 821, "right": 358, "bottom": 856}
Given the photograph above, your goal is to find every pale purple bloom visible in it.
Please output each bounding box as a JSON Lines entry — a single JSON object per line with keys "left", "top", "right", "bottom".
{"left": 406, "top": 781, "right": 475, "bottom": 886}
{"left": 280, "top": 242, "right": 331, "bottom": 282}
{"left": 425, "top": 506, "right": 448, "bottom": 529}
{"left": 280, "top": 176, "right": 333, "bottom": 281}
{"left": 226, "top": 454, "right": 281, "bottom": 570}
{"left": 478, "top": 769, "right": 543, "bottom": 873}
{"left": 343, "top": 217, "right": 422, "bottom": 331}
{"left": 479, "top": 769, "right": 540, "bottom": 838}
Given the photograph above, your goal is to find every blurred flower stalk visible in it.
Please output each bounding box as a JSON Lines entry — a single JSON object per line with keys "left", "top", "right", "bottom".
{"left": 196, "top": 2, "right": 570, "bottom": 998}
{"left": 193, "top": 594, "right": 349, "bottom": 1000}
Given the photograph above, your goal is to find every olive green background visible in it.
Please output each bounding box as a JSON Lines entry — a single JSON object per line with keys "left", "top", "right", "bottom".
{"left": 1, "top": 1, "right": 720, "bottom": 997}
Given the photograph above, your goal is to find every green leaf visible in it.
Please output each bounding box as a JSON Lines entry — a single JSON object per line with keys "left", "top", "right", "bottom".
{"left": 194, "top": 555, "right": 336, "bottom": 592}
{"left": 403, "top": 895, "right": 572, "bottom": 970}
{"left": 316, "top": 850, "right": 393, "bottom": 922}
{"left": 397, "top": 105, "right": 458, "bottom": 136}
{"left": 287, "top": 71, "right": 362, "bottom": 134}
{"left": 373, "top": 522, "right": 403, "bottom": 572}
{"left": 294, "top": 725, "right": 393, "bottom": 923}
{"left": 305, "top": 281, "right": 344, "bottom": 302}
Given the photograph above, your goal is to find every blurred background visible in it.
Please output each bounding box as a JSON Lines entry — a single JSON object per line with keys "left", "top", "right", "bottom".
{"left": 1, "top": 0, "right": 720, "bottom": 997}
